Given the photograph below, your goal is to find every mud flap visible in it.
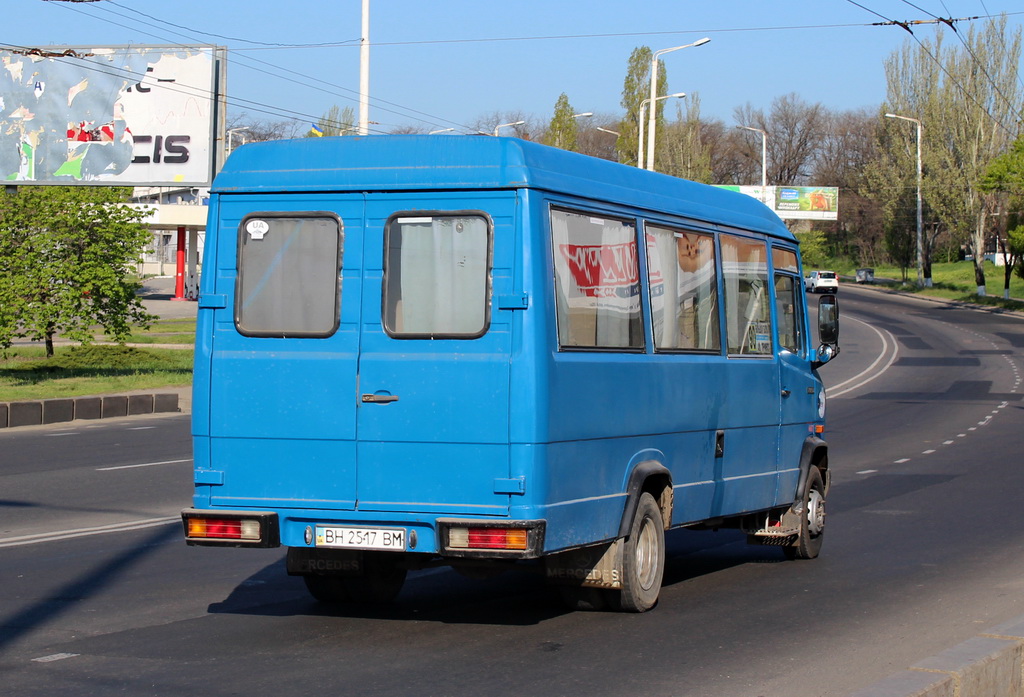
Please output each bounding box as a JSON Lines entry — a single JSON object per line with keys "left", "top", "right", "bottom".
{"left": 544, "top": 540, "right": 624, "bottom": 589}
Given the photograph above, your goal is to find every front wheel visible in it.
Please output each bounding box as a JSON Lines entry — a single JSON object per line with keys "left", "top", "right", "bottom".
{"left": 615, "top": 492, "right": 666, "bottom": 612}
{"left": 784, "top": 466, "right": 826, "bottom": 560}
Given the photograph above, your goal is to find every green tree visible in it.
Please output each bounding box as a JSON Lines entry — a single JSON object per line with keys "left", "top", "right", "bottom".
{"left": 980, "top": 134, "right": 1024, "bottom": 296}
{"left": 882, "top": 16, "right": 1022, "bottom": 294}
{"left": 545, "top": 93, "right": 580, "bottom": 151}
{"left": 309, "top": 105, "right": 356, "bottom": 137}
{"left": 0, "top": 186, "right": 154, "bottom": 357}
{"left": 662, "top": 94, "right": 712, "bottom": 183}
{"left": 619, "top": 46, "right": 666, "bottom": 167}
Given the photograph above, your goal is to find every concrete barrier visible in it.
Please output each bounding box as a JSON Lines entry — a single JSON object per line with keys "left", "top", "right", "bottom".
{"left": 0, "top": 392, "right": 180, "bottom": 429}
{"left": 850, "top": 616, "right": 1024, "bottom": 697}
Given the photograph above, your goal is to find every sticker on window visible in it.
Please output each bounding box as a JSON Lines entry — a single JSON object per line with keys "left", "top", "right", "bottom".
{"left": 246, "top": 219, "right": 270, "bottom": 240}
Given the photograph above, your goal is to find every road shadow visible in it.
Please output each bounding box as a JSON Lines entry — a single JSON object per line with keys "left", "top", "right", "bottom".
{"left": 204, "top": 527, "right": 786, "bottom": 626}
{"left": 0, "top": 524, "right": 179, "bottom": 654}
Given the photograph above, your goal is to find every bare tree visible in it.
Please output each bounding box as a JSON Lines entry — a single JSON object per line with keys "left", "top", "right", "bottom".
{"left": 227, "top": 112, "right": 304, "bottom": 142}
{"left": 471, "top": 111, "right": 539, "bottom": 140}
{"left": 734, "top": 93, "right": 825, "bottom": 186}
{"left": 814, "top": 108, "right": 885, "bottom": 264}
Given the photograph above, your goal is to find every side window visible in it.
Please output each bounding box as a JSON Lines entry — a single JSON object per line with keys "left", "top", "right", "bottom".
{"left": 551, "top": 208, "right": 644, "bottom": 350}
{"left": 721, "top": 234, "right": 771, "bottom": 356}
{"left": 645, "top": 225, "right": 720, "bottom": 351}
{"left": 382, "top": 213, "right": 490, "bottom": 338}
{"left": 773, "top": 248, "right": 802, "bottom": 354}
{"left": 235, "top": 214, "right": 342, "bottom": 338}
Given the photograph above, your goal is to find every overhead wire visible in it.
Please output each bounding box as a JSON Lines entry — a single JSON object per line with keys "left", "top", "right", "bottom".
{"left": 25, "top": 0, "right": 1024, "bottom": 137}
{"left": 896, "top": 0, "right": 1024, "bottom": 125}
{"left": 843, "top": 0, "right": 1022, "bottom": 138}
{"left": 40, "top": 0, "right": 474, "bottom": 134}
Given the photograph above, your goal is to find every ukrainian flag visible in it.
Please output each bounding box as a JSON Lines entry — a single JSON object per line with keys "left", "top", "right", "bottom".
{"left": 310, "top": 123, "right": 324, "bottom": 137}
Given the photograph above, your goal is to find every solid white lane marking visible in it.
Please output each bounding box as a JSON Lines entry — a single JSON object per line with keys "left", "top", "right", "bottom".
{"left": 828, "top": 317, "right": 899, "bottom": 398}
{"left": 0, "top": 517, "right": 179, "bottom": 548}
{"left": 96, "top": 458, "right": 192, "bottom": 471}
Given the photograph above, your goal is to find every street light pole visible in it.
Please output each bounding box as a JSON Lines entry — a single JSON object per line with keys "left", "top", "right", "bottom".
{"left": 358, "top": 0, "right": 370, "bottom": 135}
{"left": 885, "top": 112, "right": 924, "bottom": 287}
{"left": 738, "top": 125, "right": 767, "bottom": 202}
{"left": 646, "top": 37, "right": 709, "bottom": 172}
{"left": 638, "top": 93, "right": 686, "bottom": 169}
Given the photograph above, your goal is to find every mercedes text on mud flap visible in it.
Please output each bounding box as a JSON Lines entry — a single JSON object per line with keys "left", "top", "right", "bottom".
{"left": 182, "top": 135, "right": 840, "bottom": 612}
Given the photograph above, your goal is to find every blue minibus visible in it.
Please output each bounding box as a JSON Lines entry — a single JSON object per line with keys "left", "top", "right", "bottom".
{"left": 182, "top": 135, "right": 839, "bottom": 612}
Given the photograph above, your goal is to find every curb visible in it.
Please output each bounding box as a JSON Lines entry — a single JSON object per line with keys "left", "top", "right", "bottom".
{"left": 0, "top": 389, "right": 188, "bottom": 429}
{"left": 850, "top": 616, "right": 1024, "bottom": 697}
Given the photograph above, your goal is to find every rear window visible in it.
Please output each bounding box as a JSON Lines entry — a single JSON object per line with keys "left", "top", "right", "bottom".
{"left": 819, "top": 272, "right": 836, "bottom": 279}
{"left": 383, "top": 213, "right": 491, "bottom": 339}
{"left": 235, "top": 213, "right": 342, "bottom": 338}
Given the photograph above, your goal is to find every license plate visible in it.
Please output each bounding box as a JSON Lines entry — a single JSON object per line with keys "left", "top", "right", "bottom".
{"left": 314, "top": 525, "right": 406, "bottom": 551}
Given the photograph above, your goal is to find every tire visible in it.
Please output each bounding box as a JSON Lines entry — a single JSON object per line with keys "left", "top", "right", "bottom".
{"left": 303, "top": 574, "right": 350, "bottom": 604}
{"left": 341, "top": 552, "right": 407, "bottom": 604}
{"left": 615, "top": 492, "right": 666, "bottom": 612}
{"left": 784, "top": 466, "right": 826, "bottom": 560}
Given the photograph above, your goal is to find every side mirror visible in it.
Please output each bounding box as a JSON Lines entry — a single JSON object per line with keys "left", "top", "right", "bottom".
{"left": 818, "top": 294, "right": 839, "bottom": 346}
{"left": 813, "top": 295, "right": 840, "bottom": 368}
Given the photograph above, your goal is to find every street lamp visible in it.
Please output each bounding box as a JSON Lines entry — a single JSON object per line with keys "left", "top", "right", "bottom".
{"left": 572, "top": 113, "right": 594, "bottom": 119}
{"left": 429, "top": 128, "right": 455, "bottom": 135}
{"left": 638, "top": 92, "right": 685, "bottom": 169}
{"left": 226, "top": 127, "right": 249, "bottom": 155}
{"left": 646, "top": 37, "right": 710, "bottom": 172}
{"left": 737, "top": 125, "right": 767, "bottom": 202}
{"left": 885, "top": 112, "right": 924, "bottom": 287}
{"left": 493, "top": 120, "right": 525, "bottom": 137}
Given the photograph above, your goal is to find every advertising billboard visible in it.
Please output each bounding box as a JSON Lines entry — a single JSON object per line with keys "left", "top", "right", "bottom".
{"left": 715, "top": 185, "right": 839, "bottom": 221}
{"left": 1, "top": 45, "right": 219, "bottom": 186}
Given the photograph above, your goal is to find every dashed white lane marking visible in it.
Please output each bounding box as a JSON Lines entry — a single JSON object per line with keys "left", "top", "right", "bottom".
{"left": 859, "top": 318, "right": 1020, "bottom": 475}
{"left": 32, "top": 653, "right": 80, "bottom": 663}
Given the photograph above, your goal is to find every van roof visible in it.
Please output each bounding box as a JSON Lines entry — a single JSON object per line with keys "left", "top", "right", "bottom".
{"left": 214, "top": 135, "right": 794, "bottom": 241}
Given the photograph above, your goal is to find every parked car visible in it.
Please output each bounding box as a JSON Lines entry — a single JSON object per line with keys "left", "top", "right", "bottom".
{"left": 805, "top": 270, "right": 839, "bottom": 294}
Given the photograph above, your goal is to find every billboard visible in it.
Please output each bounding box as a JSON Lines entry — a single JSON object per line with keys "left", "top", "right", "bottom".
{"left": 715, "top": 185, "right": 839, "bottom": 221}
{"left": 1, "top": 45, "right": 219, "bottom": 186}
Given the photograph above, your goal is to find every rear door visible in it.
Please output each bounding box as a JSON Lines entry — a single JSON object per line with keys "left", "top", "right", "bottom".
{"left": 205, "top": 194, "right": 364, "bottom": 510}
{"left": 354, "top": 192, "right": 516, "bottom": 516}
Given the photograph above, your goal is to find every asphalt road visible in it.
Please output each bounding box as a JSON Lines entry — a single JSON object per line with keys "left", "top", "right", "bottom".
{"left": 1, "top": 286, "right": 1022, "bottom": 697}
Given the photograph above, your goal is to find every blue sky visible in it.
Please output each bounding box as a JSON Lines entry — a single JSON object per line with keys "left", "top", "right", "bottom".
{"left": 7, "top": 1, "right": 1024, "bottom": 134}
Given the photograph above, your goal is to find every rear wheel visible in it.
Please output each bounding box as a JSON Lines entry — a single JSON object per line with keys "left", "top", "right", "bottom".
{"left": 302, "top": 574, "right": 350, "bottom": 604}
{"left": 615, "top": 492, "right": 665, "bottom": 612}
{"left": 341, "top": 552, "right": 407, "bottom": 604}
{"left": 784, "top": 466, "right": 826, "bottom": 560}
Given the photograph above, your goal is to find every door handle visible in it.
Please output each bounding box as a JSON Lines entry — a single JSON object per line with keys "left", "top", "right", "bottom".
{"left": 362, "top": 394, "right": 399, "bottom": 404}
{"left": 781, "top": 389, "right": 791, "bottom": 398}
